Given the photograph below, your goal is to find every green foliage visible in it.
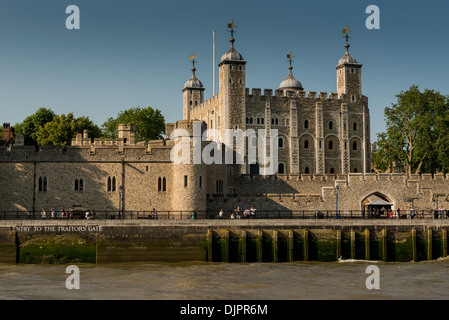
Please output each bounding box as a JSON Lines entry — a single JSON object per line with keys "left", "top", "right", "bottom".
{"left": 372, "top": 85, "right": 449, "bottom": 175}
{"left": 14, "top": 108, "right": 56, "bottom": 145}
{"left": 35, "top": 113, "right": 102, "bottom": 147}
{"left": 102, "top": 106, "right": 165, "bottom": 141}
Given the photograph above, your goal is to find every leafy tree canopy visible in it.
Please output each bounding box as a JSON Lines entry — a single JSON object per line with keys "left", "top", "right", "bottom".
{"left": 372, "top": 85, "right": 449, "bottom": 175}
{"left": 35, "top": 113, "right": 102, "bottom": 147}
{"left": 102, "top": 106, "right": 165, "bottom": 141}
{"left": 14, "top": 107, "right": 56, "bottom": 145}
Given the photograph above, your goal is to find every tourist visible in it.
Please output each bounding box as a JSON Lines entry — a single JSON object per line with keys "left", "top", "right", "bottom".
{"left": 51, "top": 208, "right": 55, "bottom": 219}
{"left": 250, "top": 206, "right": 256, "bottom": 219}
{"left": 434, "top": 209, "right": 439, "bottom": 219}
{"left": 41, "top": 208, "right": 46, "bottom": 219}
{"left": 149, "top": 208, "right": 156, "bottom": 219}
{"left": 235, "top": 206, "right": 241, "bottom": 219}
{"left": 410, "top": 207, "right": 415, "bottom": 219}
{"left": 85, "top": 210, "right": 90, "bottom": 220}
{"left": 439, "top": 206, "right": 445, "bottom": 219}
{"left": 243, "top": 208, "right": 250, "bottom": 219}
{"left": 230, "top": 211, "right": 235, "bottom": 219}
{"left": 192, "top": 209, "right": 197, "bottom": 220}
{"left": 218, "top": 208, "right": 224, "bottom": 219}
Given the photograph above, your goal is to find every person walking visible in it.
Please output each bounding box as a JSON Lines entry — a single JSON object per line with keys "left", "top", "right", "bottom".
{"left": 41, "top": 208, "right": 46, "bottom": 219}
{"left": 218, "top": 208, "right": 224, "bottom": 219}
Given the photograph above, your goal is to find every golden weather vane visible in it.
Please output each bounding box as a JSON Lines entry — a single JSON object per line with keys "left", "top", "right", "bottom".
{"left": 342, "top": 25, "right": 352, "bottom": 43}
{"left": 189, "top": 52, "right": 198, "bottom": 69}
{"left": 286, "top": 52, "right": 294, "bottom": 65}
{"left": 227, "top": 20, "right": 237, "bottom": 37}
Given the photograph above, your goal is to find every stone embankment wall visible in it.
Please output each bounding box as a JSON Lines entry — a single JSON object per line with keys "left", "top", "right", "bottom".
{"left": 0, "top": 220, "right": 448, "bottom": 264}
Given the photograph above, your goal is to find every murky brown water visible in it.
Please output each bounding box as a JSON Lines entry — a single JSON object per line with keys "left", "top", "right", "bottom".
{"left": 1, "top": 258, "right": 449, "bottom": 300}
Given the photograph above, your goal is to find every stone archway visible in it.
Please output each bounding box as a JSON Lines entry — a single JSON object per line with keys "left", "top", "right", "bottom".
{"left": 361, "top": 192, "right": 393, "bottom": 219}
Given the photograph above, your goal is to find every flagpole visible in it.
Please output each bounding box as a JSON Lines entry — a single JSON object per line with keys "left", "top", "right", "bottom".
{"left": 213, "top": 29, "right": 216, "bottom": 96}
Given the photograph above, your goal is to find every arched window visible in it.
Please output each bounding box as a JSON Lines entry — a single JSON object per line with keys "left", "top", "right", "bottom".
{"left": 330, "top": 168, "right": 335, "bottom": 174}
{"left": 158, "top": 177, "right": 162, "bottom": 192}
{"left": 329, "top": 141, "right": 333, "bottom": 150}
{"left": 38, "top": 177, "right": 43, "bottom": 192}
{"left": 353, "top": 141, "right": 357, "bottom": 150}
{"left": 112, "top": 177, "right": 116, "bottom": 192}
{"left": 163, "top": 177, "right": 166, "bottom": 192}
{"left": 304, "top": 140, "right": 309, "bottom": 149}
{"left": 305, "top": 167, "right": 310, "bottom": 174}
{"left": 353, "top": 168, "right": 358, "bottom": 173}
{"left": 75, "top": 179, "right": 78, "bottom": 191}
{"left": 304, "top": 120, "right": 309, "bottom": 129}
{"left": 353, "top": 122, "right": 357, "bottom": 131}
{"left": 43, "top": 177, "right": 47, "bottom": 192}
{"left": 329, "top": 121, "right": 333, "bottom": 130}
{"left": 278, "top": 137, "right": 284, "bottom": 148}
{"left": 278, "top": 163, "right": 285, "bottom": 174}
{"left": 107, "top": 177, "right": 111, "bottom": 192}
{"left": 79, "top": 179, "right": 83, "bottom": 191}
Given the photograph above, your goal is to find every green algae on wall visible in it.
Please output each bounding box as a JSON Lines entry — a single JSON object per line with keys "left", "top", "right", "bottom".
{"left": 18, "top": 236, "right": 96, "bottom": 264}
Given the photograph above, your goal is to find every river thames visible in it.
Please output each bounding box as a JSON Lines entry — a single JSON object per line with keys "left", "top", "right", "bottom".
{"left": 2, "top": 258, "right": 449, "bottom": 300}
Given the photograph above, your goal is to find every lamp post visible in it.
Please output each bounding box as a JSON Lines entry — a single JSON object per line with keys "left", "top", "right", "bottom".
{"left": 118, "top": 185, "right": 123, "bottom": 220}
{"left": 335, "top": 185, "right": 339, "bottom": 219}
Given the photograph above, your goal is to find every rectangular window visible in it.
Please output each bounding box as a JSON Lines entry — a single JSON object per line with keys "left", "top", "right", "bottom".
{"left": 199, "top": 176, "right": 202, "bottom": 188}
{"left": 184, "top": 175, "right": 188, "bottom": 187}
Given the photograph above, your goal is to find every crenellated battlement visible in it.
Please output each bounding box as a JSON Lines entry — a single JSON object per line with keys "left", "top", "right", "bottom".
{"left": 245, "top": 88, "right": 342, "bottom": 102}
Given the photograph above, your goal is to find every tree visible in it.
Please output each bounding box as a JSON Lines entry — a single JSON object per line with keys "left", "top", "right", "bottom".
{"left": 102, "top": 106, "right": 165, "bottom": 141}
{"left": 372, "top": 85, "right": 449, "bottom": 175}
{"left": 14, "top": 108, "right": 56, "bottom": 145}
{"left": 35, "top": 113, "right": 102, "bottom": 147}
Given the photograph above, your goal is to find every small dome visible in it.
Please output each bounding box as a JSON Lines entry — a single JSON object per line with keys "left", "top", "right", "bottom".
{"left": 184, "top": 74, "right": 203, "bottom": 89}
{"left": 221, "top": 47, "right": 244, "bottom": 62}
{"left": 338, "top": 43, "right": 358, "bottom": 65}
{"left": 339, "top": 52, "right": 357, "bottom": 65}
{"left": 183, "top": 67, "right": 204, "bottom": 90}
{"left": 279, "top": 66, "right": 303, "bottom": 90}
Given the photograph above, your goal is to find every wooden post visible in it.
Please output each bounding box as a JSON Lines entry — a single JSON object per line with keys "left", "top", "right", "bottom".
{"left": 411, "top": 228, "right": 417, "bottom": 262}
{"left": 350, "top": 230, "right": 356, "bottom": 260}
{"left": 336, "top": 230, "right": 342, "bottom": 260}
{"left": 365, "top": 228, "right": 370, "bottom": 261}
{"left": 207, "top": 229, "right": 213, "bottom": 262}
{"left": 442, "top": 229, "right": 447, "bottom": 258}
{"left": 222, "top": 229, "right": 229, "bottom": 263}
{"left": 288, "top": 229, "right": 294, "bottom": 262}
{"left": 273, "top": 230, "right": 278, "bottom": 263}
{"left": 381, "top": 229, "right": 387, "bottom": 262}
{"left": 304, "top": 229, "right": 309, "bottom": 261}
{"left": 427, "top": 229, "right": 432, "bottom": 261}
{"left": 240, "top": 230, "right": 247, "bottom": 263}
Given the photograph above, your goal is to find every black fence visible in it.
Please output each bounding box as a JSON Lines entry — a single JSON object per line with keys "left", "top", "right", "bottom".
{"left": 1, "top": 209, "right": 448, "bottom": 220}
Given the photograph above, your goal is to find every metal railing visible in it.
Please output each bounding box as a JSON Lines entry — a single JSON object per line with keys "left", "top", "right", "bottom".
{"left": 0, "top": 209, "right": 448, "bottom": 220}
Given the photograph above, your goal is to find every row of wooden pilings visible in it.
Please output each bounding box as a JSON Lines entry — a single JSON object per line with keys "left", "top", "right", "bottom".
{"left": 206, "top": 228, "right": 448, "bottom": 263}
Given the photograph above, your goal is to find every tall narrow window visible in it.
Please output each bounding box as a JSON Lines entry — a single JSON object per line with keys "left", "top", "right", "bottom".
{"left": 163, "top": 177, "right": 166, "bottom": 192}
{"left": 107, "top": 177, "right": 111, "bottom": 192}
{"left": 304, "top": 140, "right": 309, "bottom": 149}
{"left": 278, "top": 137, "right": 284, "bottom": 148}
{"left": 278, "top": 163, "right": 285, "bottom": 174}
{"left": 305, "top": 167, "right": 310, "bottom": 174}
{"left": 199, "top": 176, "right": 202, "bottom": 188}
{"left": 39, "top": 177, "right": 43, "bottom": 192}
{"left": 75, "top": 179, "right": 79, "bottom": 191}
{"left": 329, "top": 141, "right": 333, "bottom": 150}
{"left": 43, "top": 177, "right": 47, "bottom": 192}
{"left": 353, "top": 122, "right": 357, "bottom": 131}
{"left": 184, "top": 175, "right": 188, "bottom": 187}
{"left": 79, "top": 179, "right": 83, "bottom": 191}
{"left": 329, "top": 121, "right": 333, "bottom": 130}
{"left": 353, "top": 141, "right": 357, "bottom": 150}
{"left": 304, "top": 120, "right": 309, "bottom": 129}
{"left": 158, "top": 177, "right": 162, "bottom": 192}
{"left": 112, "top": 177, "right": 116, "bottom": 192}
{"left": 330, "top": 168, "right": 335, "bottom": 174}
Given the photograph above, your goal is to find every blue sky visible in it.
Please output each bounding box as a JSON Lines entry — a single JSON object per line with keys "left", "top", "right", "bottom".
{"left": 0, "top": 0, "right": 448, "bottom": 141}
